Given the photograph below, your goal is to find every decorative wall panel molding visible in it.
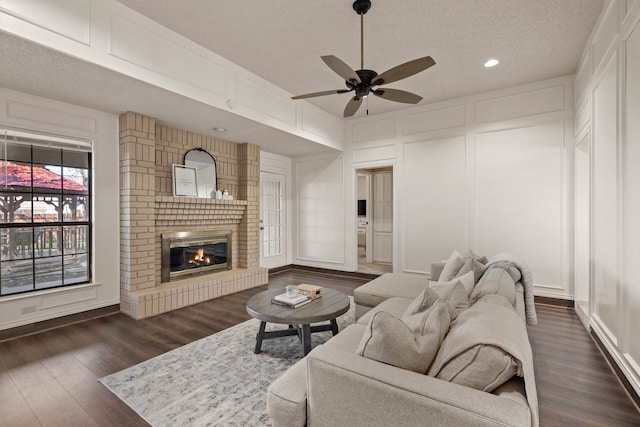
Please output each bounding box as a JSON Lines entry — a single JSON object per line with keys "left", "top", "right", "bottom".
{"left": 235, "top": 74, "right": 297, "bottom": 127}
{"left": 295, "top": 156, "right": 345, "bottom": 264}
{"left": 353, "top": 144, "right": 396, "bottom": 164}
{"left": 352, "top": 118, "right": 395, "bottom": 143}
{"left": 0, "top": 0, "right": 90, "bottom": 45}
{"left": 401, "top": 136, "right": 467, "bottom": 274}
{"left": 475, "top": 121, "right": 565, "bottom": 289}
{"left": 401, "top": 105, "right": 466, "bottom": 136}
{"left": 474, "top": 85, "right": 564, "bottom": 123}
{"left": 5, "top": 99, "right": 96, "bottom": 134}
{"left": 108, "top": 13, "right": 227, "bottom": 98}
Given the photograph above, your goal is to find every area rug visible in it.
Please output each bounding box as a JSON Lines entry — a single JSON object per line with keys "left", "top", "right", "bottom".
{"left": 99, "top": 297, "right": 355, "bottom": 427}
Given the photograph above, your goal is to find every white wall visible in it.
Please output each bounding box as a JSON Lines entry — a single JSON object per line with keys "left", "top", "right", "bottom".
{"left": 329, "top": 76, "right": 573, "bottom": 301}
{"left": 0, "top": 88, "right": 120, "bottom": 330}
{"left": 574, "top": 0, "right": 640, "bottom": 398}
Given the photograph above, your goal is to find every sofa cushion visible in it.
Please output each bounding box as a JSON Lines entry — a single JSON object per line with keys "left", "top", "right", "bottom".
{"left": 475, "top": 293, "right": 516, "bottom": 310}
{"left": 469, "top": 267, "right": 517, "bottom": 306}
{"left": 428, "top": 278, "right": 470, "bottom": 320}
{"left": 430, "top": 261, "right": 445, "bottom": 281}
{"left": 353, "top": 273, "right": 428, "bottom": 309}
{"left": 356, "top": 302, "right": 450, "bottom": 374}
{"left": 429, "top": 303, "right": 522, "bottom": 393}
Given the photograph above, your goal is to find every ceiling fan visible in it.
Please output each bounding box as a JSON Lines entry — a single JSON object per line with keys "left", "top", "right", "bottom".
{"left": 291, "top": 0, "right": 436, "bottom": 118}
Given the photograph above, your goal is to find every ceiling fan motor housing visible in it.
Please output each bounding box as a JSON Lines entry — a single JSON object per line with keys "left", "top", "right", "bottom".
{"left": 353, "top": 0, "right": 371, "bottom": 15}
{"left": 346, "top": 69, "right": 378, "bottom": 98}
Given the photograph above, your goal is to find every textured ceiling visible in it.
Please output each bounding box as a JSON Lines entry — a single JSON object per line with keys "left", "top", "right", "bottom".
{"left": 0, "top": 1, "right": 604, "bottom": 156}
{"left": 117, "top": 0, "right": 604, "bottom": 118}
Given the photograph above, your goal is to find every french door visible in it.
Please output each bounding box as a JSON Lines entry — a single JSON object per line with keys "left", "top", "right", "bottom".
{"left": 260, "top": 172, "right": 287, "bottom": 268}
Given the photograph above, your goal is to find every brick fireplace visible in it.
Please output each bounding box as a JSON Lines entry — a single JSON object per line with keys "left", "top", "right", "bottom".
{"left": 119, "top": 112, "right": 268, "bottom": 319}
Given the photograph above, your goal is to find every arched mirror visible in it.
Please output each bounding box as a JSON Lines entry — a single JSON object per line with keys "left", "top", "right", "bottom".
{"left": 184, "top": 148, "right": 217, "bottom": 198}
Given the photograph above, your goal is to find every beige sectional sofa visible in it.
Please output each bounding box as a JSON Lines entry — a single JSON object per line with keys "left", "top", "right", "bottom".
{"left": 267, "top": 255, "right": 539, "bottom": 427}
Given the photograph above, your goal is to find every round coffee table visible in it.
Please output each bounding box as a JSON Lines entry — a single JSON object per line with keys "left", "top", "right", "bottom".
{"left": 246, "top": 287, "right": 350, "bottom": 356}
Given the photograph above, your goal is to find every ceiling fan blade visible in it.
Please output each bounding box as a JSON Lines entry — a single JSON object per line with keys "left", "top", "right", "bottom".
{"left": 372, "top": 88, "right": 423, "bottom": 104}
{"left": 291, "top": 89, "right": 350, "bottom": 100}
{"left": 344, "top": 96, "right": 363, "bottom": 117}
{"left": 322, "top": 55, "right": 361, "bottom": 83}
{"left": 372, "top": 56, "right": 436, "bottom": 86}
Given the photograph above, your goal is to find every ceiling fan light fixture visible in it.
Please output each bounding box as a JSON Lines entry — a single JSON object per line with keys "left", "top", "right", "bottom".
{"left": 484, "top": 58, "right": 500, "bottom": 68}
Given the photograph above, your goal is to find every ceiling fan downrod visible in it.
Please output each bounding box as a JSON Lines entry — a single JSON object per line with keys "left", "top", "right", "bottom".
{"left": 353, "top": 0, "right": 371, "bottom": 70}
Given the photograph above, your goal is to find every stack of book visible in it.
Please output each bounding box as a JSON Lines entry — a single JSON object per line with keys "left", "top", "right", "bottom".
{"left": 271, "top": 293, "right": 312, "bottom": 308}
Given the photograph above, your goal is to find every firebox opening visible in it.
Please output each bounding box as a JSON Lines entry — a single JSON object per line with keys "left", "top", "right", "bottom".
{"left": 161, "top": 231, "right": 232, "bottom": 283}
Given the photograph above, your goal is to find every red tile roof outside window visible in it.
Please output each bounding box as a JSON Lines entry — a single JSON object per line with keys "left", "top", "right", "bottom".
{"left": 0, "top": 162, "right": 87, "bottom": 192}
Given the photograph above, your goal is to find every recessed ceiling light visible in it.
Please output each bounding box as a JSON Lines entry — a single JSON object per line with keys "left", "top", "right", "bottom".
{"left": 484, "top": 58, "right": 500, "bottom": 68}
{"left": 212, "top": 127, "right": 226, "bottom": 132}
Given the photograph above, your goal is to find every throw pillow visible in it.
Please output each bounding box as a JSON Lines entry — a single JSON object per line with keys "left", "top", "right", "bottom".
{"left": 451, "top": 270, "right": 475, "bottom": 297}
{"left": 462, "top": 249, "right": 488, "bottom": 264}
{"left": 428, "top": 279, "right": 470, "bottom": 320}
{"left": 356, "top": 304, "right": 450, "bottom": 374}
{"left": 402, "top": 300, "right": 451, "bottom": 337}
{"left": 439, "top": 250, "right": 465, "bottom": 281}
{"left": 435, "top": 344, "right": 519, "bottom": 392}
{"left": 402, "top": 287, "right": 440, "bottom": 317}
{"left": 455, "top": 258, "right": 487, "bottom": 285}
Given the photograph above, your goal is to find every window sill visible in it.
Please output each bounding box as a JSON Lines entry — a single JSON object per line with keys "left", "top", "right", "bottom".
{"left": 0, "top": 281, "right": 100, "bottom": 303}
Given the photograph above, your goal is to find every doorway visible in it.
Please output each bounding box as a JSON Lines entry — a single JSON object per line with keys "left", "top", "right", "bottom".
{"left": 356, "top": 167, "right": 393, "bottom": 275}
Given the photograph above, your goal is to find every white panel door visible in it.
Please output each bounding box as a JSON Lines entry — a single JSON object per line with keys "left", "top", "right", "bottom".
{"left": 260, "top": 172, "right": 286, "bottom": 268}
{"left": 475, "top": 121, "right": 564, "bottom": 288}
{"left": 372, "top": 172, "right": 392, "bottom": 263}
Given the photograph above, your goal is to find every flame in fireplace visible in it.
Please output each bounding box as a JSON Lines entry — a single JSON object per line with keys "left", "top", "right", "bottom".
{"left": 188, "top": 248, "right": 210, "bottom": 265}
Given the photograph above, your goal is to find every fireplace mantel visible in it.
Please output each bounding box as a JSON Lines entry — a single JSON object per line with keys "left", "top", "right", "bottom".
{"left": 155, "top": 196, "right": 248, "bottom": 226}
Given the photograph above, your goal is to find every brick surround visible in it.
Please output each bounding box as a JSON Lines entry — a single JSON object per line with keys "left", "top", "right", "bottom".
{"left": 119, "top": 112, "right": 267, "bottom": 319}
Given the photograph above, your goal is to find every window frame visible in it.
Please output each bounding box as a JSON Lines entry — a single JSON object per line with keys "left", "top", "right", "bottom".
{"left": 0, "top": 130, "right": 93, "bottom": 297}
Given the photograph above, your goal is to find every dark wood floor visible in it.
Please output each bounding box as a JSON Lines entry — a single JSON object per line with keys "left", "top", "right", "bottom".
{"left": 0, "top": 268, "right": 638, "bottom": 426}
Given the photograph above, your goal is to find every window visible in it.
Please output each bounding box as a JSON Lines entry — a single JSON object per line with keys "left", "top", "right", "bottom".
{"left": 1, "top": 130, "right": 91, "bottom": 296}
